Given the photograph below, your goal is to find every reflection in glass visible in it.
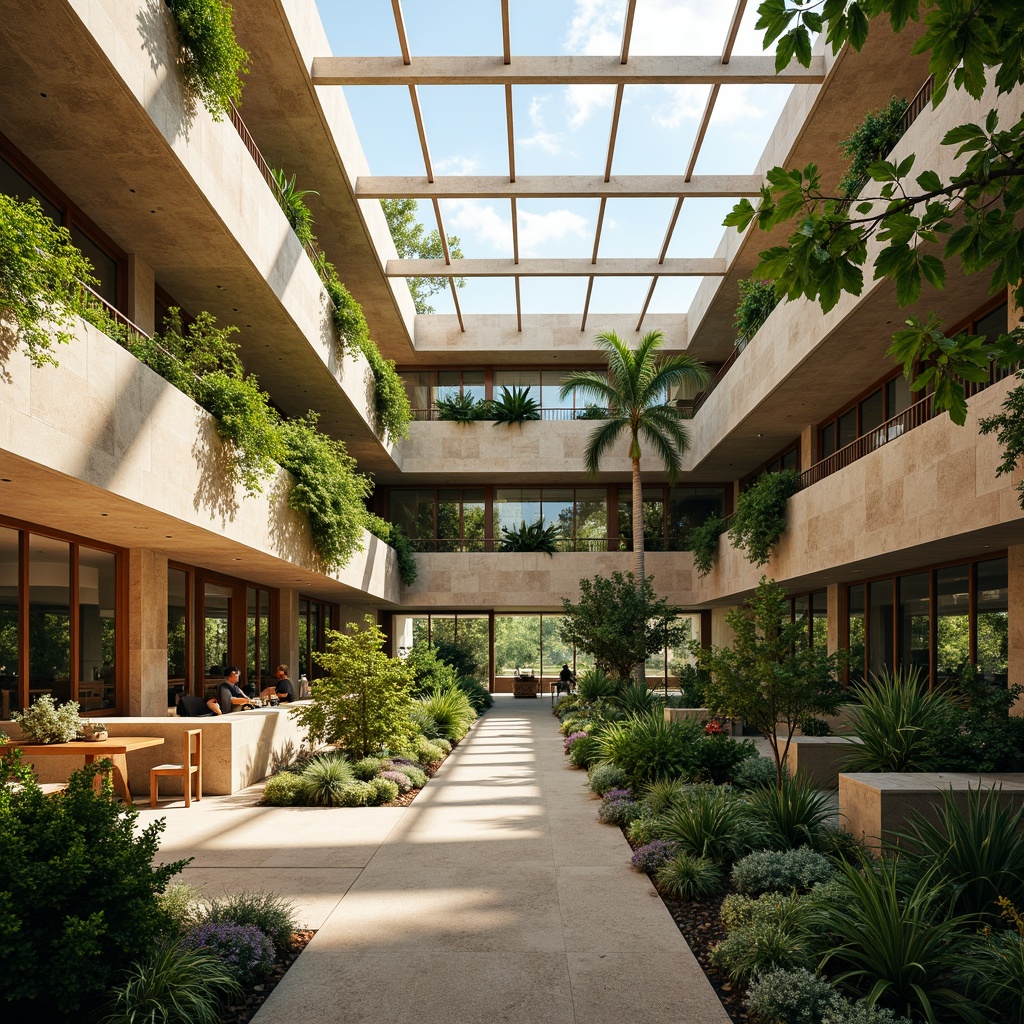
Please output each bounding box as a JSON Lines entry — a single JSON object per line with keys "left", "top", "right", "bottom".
{"left": 898, "top": 573, "right": 930, "bottom": 677}
{"left": 494, "top": 615, "right": 540, "bottom": 675}
{"left": 976, "top": 558, "right": 1008, "bottom": 681}
{"left": 0, "top": 525, "right": 20, "bottom": 717}
{"left": 936, "top": 565, "right": 970, "bottom": 681}
{"left": 168, "top": 567, "right": 189, "bottom": 704}
{"left": 811, "top": 591, "right": 828, "bottom": 653}
{"left": 203, "top": 583, "right": 232, "bottom": 699}
{"left": 79, "top": 546, "right": 116, "bottom": 709}
{"left": 848, "top": 584, "right": 865, "bottom": 685}
{"left": 29, "top": 536, "right": 71, "bottom": 704}
{"left": 456, "top": 617, "right": 489, "bottom": 681}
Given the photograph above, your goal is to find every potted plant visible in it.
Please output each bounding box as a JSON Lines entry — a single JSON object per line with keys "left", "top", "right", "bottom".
{"left": 11, "top": 694, "right": 81, "bottom": 744}
{"left": 79, "top": 720, "right": 109, "bottom": 742}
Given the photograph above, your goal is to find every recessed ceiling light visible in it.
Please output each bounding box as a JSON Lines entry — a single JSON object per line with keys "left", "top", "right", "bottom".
{"left": 129, "top": 188, "right": 136, "bottom": 193}
{"left": 100, "top": 513, "right": 109, "bottom": 517}
{"left": 165, "top": 535, "right": 173, "bottom": 539}
{"left": 39, "top": 92, "right": 47, "bottom": 98}
{"left": 0, "top": 478, "right": 10, "bottom": 483}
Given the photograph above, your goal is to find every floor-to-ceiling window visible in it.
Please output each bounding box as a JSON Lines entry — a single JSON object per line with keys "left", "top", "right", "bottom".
{"left": 845, "top": 556, "right": 1008, "bottom": 686}
{"left": 0, "top": 519, "right": 123, "bottom": 719}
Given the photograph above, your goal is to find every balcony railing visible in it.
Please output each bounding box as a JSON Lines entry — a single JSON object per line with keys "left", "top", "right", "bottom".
{"left": 410, "top": 406, "right": 612, "bottom": 422}
{"left": 227, "top": 103, "right": 330, "bottom": 286}
{"left": 405, "top": 536, "right": 696, "bottom": 553}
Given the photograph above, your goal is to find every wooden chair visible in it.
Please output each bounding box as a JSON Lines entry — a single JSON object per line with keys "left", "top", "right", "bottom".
{"left": 150, "top": 730, "right": 202, "bottom": 807}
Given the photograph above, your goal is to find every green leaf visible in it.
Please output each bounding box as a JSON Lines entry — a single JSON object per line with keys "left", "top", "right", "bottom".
{"left": 915, "top": 169, "right": 943, "bottom": 192}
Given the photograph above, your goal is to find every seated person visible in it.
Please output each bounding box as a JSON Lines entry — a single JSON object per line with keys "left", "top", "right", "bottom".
{"left": 260, "top": 664, "right": 294, "bottom": 703}
{"left": 557, "top": 663, "right": 575, "bottom": 695}
{"left": 206, "top": 667, "right": 255, "bottom": 714}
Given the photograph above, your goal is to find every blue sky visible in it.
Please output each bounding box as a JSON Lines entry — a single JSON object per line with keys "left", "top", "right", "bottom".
{"left": 315, "top": 1, "right": 793, "bottom": 317}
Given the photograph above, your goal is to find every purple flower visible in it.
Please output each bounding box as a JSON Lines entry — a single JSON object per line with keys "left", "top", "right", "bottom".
{"left": 182, "top": 920, "right": 274, "bottom": 983}
{"left": 631, "top": 840, "right": 680, "bottom": 873}
{"left": 564, "top": 731, "right": 588, "bottom": 754}
{"left": 603, "top": 788, "right": 633, "bottom": 803}
{"left": 380, "top": 769, "right": 412, "bottom": 793}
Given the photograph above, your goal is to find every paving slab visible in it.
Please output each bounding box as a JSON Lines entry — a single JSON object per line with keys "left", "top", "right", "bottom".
{"left": 141, "top": 695, "right": 731, "bottom": 1024}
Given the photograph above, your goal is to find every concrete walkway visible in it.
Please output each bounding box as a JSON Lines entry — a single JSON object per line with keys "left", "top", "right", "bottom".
{"left": 139, "top": 695, "right": 730, "bottom": 1024}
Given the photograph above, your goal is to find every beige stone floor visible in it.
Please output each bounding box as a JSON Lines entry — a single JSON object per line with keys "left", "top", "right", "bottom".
{"left": 137, "top": 694, "right": 730, "bottom": 1024}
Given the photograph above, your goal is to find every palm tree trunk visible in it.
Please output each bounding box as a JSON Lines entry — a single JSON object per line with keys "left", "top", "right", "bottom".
{"left": 632, "top": 457, "right": 646, "bottom": 687}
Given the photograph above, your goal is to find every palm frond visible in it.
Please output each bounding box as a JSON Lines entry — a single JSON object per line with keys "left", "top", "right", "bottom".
{"left": 638, "top": 420, "right": 686, "bottom": 479}
{"left": 559, "top": 370, "right": 616, "bottom": 405}
{"left": 583, "top": 417, "right": 627, "bottom": 475}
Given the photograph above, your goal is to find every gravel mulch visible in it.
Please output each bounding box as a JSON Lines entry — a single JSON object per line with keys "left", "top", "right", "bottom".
{"left": 222, "top": 929, "right": 315, "bottom": 1024}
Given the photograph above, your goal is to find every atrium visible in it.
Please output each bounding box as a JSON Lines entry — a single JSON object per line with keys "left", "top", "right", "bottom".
{"left": 0, "top": 0, "right": 1018, "bottom": 747}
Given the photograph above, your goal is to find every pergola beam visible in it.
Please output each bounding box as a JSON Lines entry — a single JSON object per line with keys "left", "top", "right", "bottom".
{"left": 386, "top": 257, "right": 726, "bottom": 278}
{"left": 312, "top": 54, "right": 825, "bottom": 86}
{"left": 357, "top": 174, "right": 763, "bottom": 199}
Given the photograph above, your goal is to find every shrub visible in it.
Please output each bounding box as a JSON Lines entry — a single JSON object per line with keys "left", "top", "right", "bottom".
{"left": 387, "top": 759, "right": 427, "bottom": 788}
{"left": 261, "top": 772, "right": 307, "bottom": 806}
{"left": 292, "top": 616, "right": 415, "bottom": 757}
{"left": 575, "top": 667, "right": 622, "bottom": 702}
{"left": 454, "top": 676, "right": 493, "bottom": 712}
{"left": 418, "top": 685, "right": 476, "bottom": 742}
{"left": 97, "top": 942, "right": 241, "bottom": 1024}
{"left": 352, "top": 756, "right": 385, "bottom": 782}
{"left": 156, "top": 884, "right": 208, "bottom": 937}
{"left": 300, "top": 755, "right": 355, "bottom": 807}
{"left": 837, "top": 96, "right": 909, "bottom": 199}
{"left": 710, "top": 900, "right": 817, "bottom": 985}
{"left": 490, "top": 384, "right": 541, "bottom": 424}
{"left": 732, "top": 848, "right": 837, "bottom": 897}
{"left": 733, "top": 754, "right": 779, "bottom": 791}
{"left": 414, "top": 736, "right": 446, "bottom": 764}
{"left": 630, "top": 840, "right": 680, "bottom": 873}
{"left": 655, "top": 852, "right": 723, "bottom": 900}
{"left": 744, "top": 774, "right": 837, "bottom": 851}
{"left": 366, "top": 776, "right": 400, "bottom": 805}
{"left": 380, "top": 769, "right": 412, "bottom": 793}
{"left": 821, "top": 1001, "right": 914, "bottom": 1024}
{"left": 956, "top": 925, "right": 1024, "bottom": 1024}
{"left": 588, "top": 763, "right": 629, "bottom": 795}
{"left": 720, "top": 891, "right": 795, "bottom": 931}
{"left": 627, "top": 808, "right": 664, "bottom": 845}
{"left": 431, "top": 737, "right": 452, "bottom": 755}
{"left": 841, "top": 667, "right": 949, "bottom": 773}
{"left": 658, "top": 784, "right": 760, "bottom": 865}
{"left": 0, "top": 756, "right": 187, "bottom": 1018}
{"left": 642, "top": 776, "right": 691, "bottom": 814}
{"left": 596, "top": 712, "right": 704, "bottom": 788}
{"left": 692, "top": 734, "right": 758, "bottom": 784}
{"left": 1, "top": 193, "right": 95, "bottom": 367}
{"left": 181, "top": 920, "right": 273, "bottom": 985}
{"left": 568, "top": 735, "right": 602, "bottom": 769}
{"left": 813, "top": 860, "right": 978, "bottom": 1023}
{"left": 11, "top": 693, "right": 81, "bottom": 744}
{"left": 614, "top": 684, "right": 664, "bottom": 717}
{"left": 334, "top": 781, "right": 373, "bottom": 807}
{"left": 204, "top": 890, "right": 298, "bottom": 949}
{"left": 928, "top": 675, "right": 1024, "bottom": 772}
{"left": 746, "top": 967, "right": 841, "bottom": 1024}
{"left": 892, "top": 785, "right": 1024, "bottom": 923}
{"left": 690, "top": 514, "right": 726, "bottom": 578}
{"left": 598, "top": 789, "right": 642, "bottom": 827}
{"left": 164, "top": 0, "right": 249, "bottom": 121}
{"left": 564, "top": 730, "right": 589, "bottom": 754}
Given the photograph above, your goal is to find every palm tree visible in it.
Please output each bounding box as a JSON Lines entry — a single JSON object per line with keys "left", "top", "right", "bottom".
{"left": 559, "top": 329, "right": 709, "bottom": 585}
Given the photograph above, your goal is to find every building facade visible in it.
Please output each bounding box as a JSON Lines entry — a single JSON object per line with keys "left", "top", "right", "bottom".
{"left": 0, "top": 1, "right": 1019, "bottom": 724}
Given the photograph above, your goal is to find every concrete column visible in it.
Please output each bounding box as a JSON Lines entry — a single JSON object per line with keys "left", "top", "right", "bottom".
{"left": 711, "top": 606, "right": 738, "bottom": 649}
{"left": 127, "top": 549, "right": 168, "bottom": 717}
{"left": 827, "top": 583, "right": 842, "bottom": 655}
{"left": 1008, "top": 544, "right": 1024, "bottom": 712}
{"left": 277, "top": 588, "right": 300, "bottom": 681}
{"left": 125, "top": 254, "right": 155, "bottom": 336}
{"left": 800, "top": 423, "right": 815, "bottom": 472}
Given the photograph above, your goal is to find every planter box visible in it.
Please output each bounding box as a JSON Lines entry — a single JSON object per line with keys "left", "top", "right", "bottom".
{"left": 784, "top": 736, "right": 861, "bottom": 788}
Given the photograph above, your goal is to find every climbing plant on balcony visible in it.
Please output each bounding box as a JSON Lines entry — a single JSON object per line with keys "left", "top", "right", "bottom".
{"left": 837, "top": 96, "right": 909, "bottom": 199}
{"left": 365, "top": 514, "right": 419, "bottom": 585}
{"left": 0, "top": 193, "right": 95, "bottom": 368}
{"left": 728, "top": 470, "right": 800, "bottom": 567}
{"left": 164, "top": 0, "right": 249, "bottom": 122}
{"left": 270, "top": 169, "right": 318, "bottom": 248}
{"left": 318, "top": 258, "right": 411, "bottom": 445}
{"left": 689, "top": 514, "right": 727, "bottom": 578}
{"left": 733, "top": 279, "right": 778, "bottom": 342}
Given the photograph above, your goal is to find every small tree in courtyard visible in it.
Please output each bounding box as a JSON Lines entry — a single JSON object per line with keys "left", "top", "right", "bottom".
{"left": 695, "top": 577, "right": 846, "bottom": 789}
{"left": 291, "top": 615, "right": 414, "bottom": 758}
{"left": 559, "top": 571, "right": 689, "bottom": 684}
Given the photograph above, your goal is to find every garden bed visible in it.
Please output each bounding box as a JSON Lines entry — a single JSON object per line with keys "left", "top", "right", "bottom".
{"left": 223, "top": 929, "right": 314, "bottom": 1024}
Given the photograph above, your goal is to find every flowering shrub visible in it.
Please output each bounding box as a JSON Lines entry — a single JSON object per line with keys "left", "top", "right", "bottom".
{"left": 380, "top": 769, "right": 412, "bottom": 793}
{"left": 182, "top": 921, "right": 273, "bottom": 984}
{"left": 704, "top": 718, "right": 726, "bottom": 735}
{"left": 564, "top": 731, "right": 588, "bottom": 754}
{"left": 587, "top": 763, "right": 628, "bottom": 795}
{"left": 630, "top": 840, "right": 680, "bottom": 873}
{"left": 598, "top": 788, "right": 641, "bottom": 826}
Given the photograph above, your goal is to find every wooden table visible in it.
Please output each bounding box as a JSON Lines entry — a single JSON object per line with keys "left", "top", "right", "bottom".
{"left": 2, "top": 737, "right": 164, "bottom": 805}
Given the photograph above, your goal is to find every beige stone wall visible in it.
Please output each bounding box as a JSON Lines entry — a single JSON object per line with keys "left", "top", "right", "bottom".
{"left": 401, "top": 550, "right": 697, "bottom": 610}
{"left": 0, "top": 319, "right": 400, "bottom": 605}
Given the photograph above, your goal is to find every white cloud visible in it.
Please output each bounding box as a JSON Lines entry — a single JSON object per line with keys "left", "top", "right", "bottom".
{"left": 447, "top": 201, "right": 590, "bottom": 258}
{"left": 435, "top": 155, "right": 479, "bottom": 175}
{"left": 518, "top": 130, "right": 565, "bottom": 154}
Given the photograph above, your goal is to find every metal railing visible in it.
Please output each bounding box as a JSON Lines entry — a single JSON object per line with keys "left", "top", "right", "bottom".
{"left": 691, "top": 333, "right": 750, "bottom": 415}
{"left": 897, "top": 75, "right": 935, "bottom": 137}
{"left": 404, "top": 535, "right": 700, "bottom": 553}
{"left": 410, "top": 406, "right": 609, "bottom": 422}
{"left": 227, "top": 102, "right": 331, "bottom": 283}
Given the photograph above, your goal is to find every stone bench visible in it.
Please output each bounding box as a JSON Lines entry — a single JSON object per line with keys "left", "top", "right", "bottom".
{"left": 839, "top": 771, "right": 1024, "bottom": 852}
{"left": 4, "top": 704, "right": 310, "bottom": 796}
